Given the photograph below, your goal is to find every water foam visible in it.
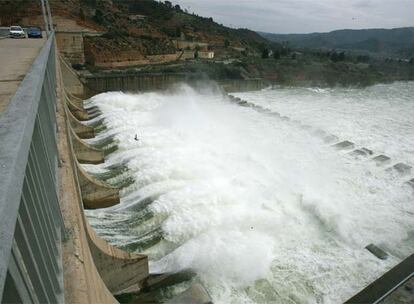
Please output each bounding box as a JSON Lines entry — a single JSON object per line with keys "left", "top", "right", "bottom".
{"left": 86, "top": 83, "right": 414, "bottom": 303}
{"left": 234, "top": 82, "right": 414, "bottom": 166}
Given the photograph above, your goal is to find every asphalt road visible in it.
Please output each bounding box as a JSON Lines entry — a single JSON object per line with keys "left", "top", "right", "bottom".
{"left": 0, "top": 35, "right": 46, "bottom": 114}
{"left": 0, "top": 28, "right": 9, "bottom": 38}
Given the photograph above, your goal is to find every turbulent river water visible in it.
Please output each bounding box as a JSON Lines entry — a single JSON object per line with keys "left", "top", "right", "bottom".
{"left": 84, "top": 82, "right": 414, "bottom": 303}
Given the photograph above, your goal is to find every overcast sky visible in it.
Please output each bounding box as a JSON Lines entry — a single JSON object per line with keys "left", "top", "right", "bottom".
{"left": 171, "top": 0, "right": 414, "bottom": 34}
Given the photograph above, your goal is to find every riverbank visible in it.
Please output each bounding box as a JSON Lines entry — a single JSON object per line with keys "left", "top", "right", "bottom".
{"left": 76, "top": 54, "right": 414, "bottom": 94}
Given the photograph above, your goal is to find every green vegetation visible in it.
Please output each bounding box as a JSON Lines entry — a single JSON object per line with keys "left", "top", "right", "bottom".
{"left": 239, "top": 48, "right": 414, "bottom": 87}
{"left": 126, "top": 44, "right": 414, "bottom": 88}
{"left": 71, "top": 1, "right": 414, "bottom": 87}
{"left": 127, "top": 0, "right": 178, "bottom": 21}
{"left": 4, "top": 0, "right": 410, "bottom": 88}
{"left": 93, "top": 9, "right": 105, "bottom": 24}
{"left": 111, "top": 0, "right": 270, "bottom": 53}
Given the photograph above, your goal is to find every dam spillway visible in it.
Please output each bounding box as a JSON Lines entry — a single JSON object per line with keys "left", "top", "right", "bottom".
{"left": 0, "top": 29, "right": 153, "bottom": 303}
{"left": 81, "top": 83, "right": 414, "bottom": 303}
{"left": 0, "top": 15, "right": 413, "bottom": 302}
{"left": 1, "top": 0, "right": 412, "bottom": 302}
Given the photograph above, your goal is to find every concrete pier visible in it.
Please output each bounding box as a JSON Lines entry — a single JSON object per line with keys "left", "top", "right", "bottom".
{"left": 350, "top": 147, "right": 374, "bottom": 157}
{"left": 56, "top": 52, "right": 149, "bottom": 301}
{"left": 166, "top": 284, "right": 213, "bottom": 304}
{"left": 332, "top": 140, "right": 355, "bottom": 150}
{"left": 76, "top": 161, "right": 120, "bottom": 209}
{"left": 391, "top": 163, "right": 412, "bottom": 176}
{"left": 66, "top": 104, "right": 96, "bottom": 138}
{"left": 70, "top": 128, "right": 104, "bottom": 164}
{"left": 0, "top": 28, "right": 151, "bottom": 303}
{"left": 365, "top": 244, "right": 389, "bottom": 260}
{"left": 373, "top": 155, "right": 392, "bottom": 166}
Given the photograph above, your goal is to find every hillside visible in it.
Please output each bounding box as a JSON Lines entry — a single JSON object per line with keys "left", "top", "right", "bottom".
{"left": 0, "top": 0, "right": 270, "bottom": 63}
{"left": 1, "top": 0, "right": 413, "bottom": 87}
{"left": 261, "top": 28, "right": 414, "bottom": 57}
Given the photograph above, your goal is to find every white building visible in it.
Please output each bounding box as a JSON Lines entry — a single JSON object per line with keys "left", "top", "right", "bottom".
{"left": 198, "top": 50, "right": 215, "bottom": 59}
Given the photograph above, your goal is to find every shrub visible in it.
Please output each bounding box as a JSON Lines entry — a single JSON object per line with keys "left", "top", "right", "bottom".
{"left": 94, "top": 9, "right": 104, "bottom": 24}
{"left": 72, "top": 63, "right": 85, "bottom": 70}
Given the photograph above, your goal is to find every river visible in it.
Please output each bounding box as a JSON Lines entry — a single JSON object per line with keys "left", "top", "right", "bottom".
{"left": 84, "top": 82, "right": 414, "bottom": 303}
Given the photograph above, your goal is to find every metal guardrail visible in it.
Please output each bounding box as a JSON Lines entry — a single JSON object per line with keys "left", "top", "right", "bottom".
{"left": 345, "top": 253, "right": 414, "bottom": 303}
{"left": 0, "top": 32, "right": 66, "bottom": 303}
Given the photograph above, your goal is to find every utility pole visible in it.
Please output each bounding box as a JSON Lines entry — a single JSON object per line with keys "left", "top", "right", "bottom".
{"left": 40, "top": 0, "right": 49, "bottom": 37}
{"left": 45, "top": 0, "right": 54, "bottom": 32}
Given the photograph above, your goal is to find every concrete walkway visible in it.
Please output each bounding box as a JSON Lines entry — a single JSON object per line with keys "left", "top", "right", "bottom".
{"left": 0, "top": 36, "right": 45, "bottom": 114}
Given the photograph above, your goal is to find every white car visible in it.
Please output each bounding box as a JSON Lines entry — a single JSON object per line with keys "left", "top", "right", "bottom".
{"left": 9, "top": 26, "right": 25, "bottom": 38}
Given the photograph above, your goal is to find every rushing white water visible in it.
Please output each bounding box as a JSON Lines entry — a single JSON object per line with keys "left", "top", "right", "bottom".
{"left": 233, "top": 82, "right": 414, "bottom": 166}
{"left": 85, "top": 83, "right": 414, "bottom": 303}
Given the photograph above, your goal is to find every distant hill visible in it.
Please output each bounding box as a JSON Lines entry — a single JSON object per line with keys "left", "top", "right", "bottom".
{"left": 260, "top": 28, "right": 414, "bottom": 57}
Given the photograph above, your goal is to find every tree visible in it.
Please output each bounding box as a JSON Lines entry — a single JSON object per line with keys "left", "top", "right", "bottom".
{"left": 79, "top": 8, "right": 85, "bottom": 20}
{"left": 84, "top": 0, "right": 96, "bottom": 6}
{"left": 357, "top": 55, "right": 370, "bottom": 63}
{"left": 331, "top": 51, "right": 345, "bottom": 62}
{"left": 280, "top": 47, "right": 289, "bottom": 56}
{"left": 410, "top": 57, "right": 414, "bottom": 65}
{"left": 273, "top": 50, "right": 281, "bottom": 60}
{"left": 261, "top": 48, "right": 269, "bottom": 59}
{"left": 164, "top": 1, "right": 172, "bottom": 8}
{"left": 175, "top": 27, "right": 181, "bottom": 37}
{"left": 94, "top": 9, "right": 104, "bottom": 24}
{"left": 330, "top": 51, "right": 339, "bottom": 62}
{"left": 224, "top": 39, "right": 230, "bottom": 48}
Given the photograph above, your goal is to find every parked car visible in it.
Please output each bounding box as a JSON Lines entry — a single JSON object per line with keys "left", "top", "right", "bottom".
{"left": 27, "top": 27, "right": 42, "bottom": 38}
{"left": 9, "top": 25, "right": 25, "bottom": 38}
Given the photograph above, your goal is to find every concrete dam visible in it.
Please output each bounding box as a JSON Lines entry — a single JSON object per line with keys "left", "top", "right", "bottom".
{"left": 1, "top": 8, "right": 414, "bottom": 304}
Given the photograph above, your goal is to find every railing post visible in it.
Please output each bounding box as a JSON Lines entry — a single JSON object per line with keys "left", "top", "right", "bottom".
{"left": 45, "top": 0, "right": 54, "bottom": 32}
{"left": 40, "top": 0, "right": 49, "bottom": 37}
{"left": 0, "top": 33, "right": 65, "bottom": 303}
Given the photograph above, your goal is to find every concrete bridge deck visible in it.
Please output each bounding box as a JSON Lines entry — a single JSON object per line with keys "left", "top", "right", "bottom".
{"left": 0, "top": 36, "right": 46, "bottom": 114}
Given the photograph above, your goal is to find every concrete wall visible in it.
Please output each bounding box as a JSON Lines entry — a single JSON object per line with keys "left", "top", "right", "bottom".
{"left": 91, "top": 53, "right": 181, "bottom": 68}
{"left": 198, "top": 51, "right": 214, "bottom": 59}
{"left": 83, "top": 73, "right": 188, "bottom": 93}
{"left": 56, "top": 32, "right": 85, "bottom": 65}
{"left": 82, "top": 72, "right": 269, "bottom": 94}
{"left": 60, "top": 56, "right": 85, "bottom": 97}
{"left": 19, "top": 15, "right": 45, "bottom": 29}
{"left": 221, "top": 78, "right": 270, "bottom": 93}
{"left": 57, "top": 52, "right": 150, "bottom": 302}
{"left": 180, "top": 50, "right": 196, "bottom": 60}
{"left": 172, "top": 40, "right": 209, "bottom": 50}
